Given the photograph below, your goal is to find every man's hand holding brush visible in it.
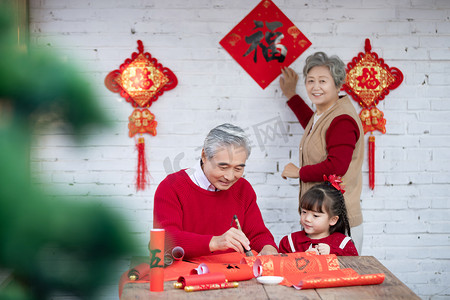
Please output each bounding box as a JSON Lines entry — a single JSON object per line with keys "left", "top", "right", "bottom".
{"left": 209, "top": 227, "right": 252, "bottom": 255}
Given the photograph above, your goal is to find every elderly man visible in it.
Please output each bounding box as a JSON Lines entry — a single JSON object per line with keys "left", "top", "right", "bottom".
{"left": 153, "top": 123, "right": 278, "bottom": 259}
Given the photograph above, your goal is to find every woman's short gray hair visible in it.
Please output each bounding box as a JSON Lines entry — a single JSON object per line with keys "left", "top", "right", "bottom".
{"left": 203, "top": 123, "right": 251, "bottom": 160}
{"left": 303, "top": 52, "right": 346, "bottom": 88}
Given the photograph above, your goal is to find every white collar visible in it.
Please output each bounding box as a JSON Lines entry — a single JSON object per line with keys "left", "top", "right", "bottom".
{"left": 187, "top": 161, "right": 217, "bottom": 192}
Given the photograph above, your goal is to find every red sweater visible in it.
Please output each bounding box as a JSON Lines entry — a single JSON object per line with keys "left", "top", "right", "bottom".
{"left": 153, "top": 170, "right": 277, "bottom": 259}
{"left": 278, "top": 230, "right": 358, "bottom": 256}
{"left": 287, "top": 95, "right": 360, "bottom": 182}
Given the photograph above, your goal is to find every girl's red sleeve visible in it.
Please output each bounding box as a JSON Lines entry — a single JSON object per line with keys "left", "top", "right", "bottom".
{"left": 329, "top": 237, "right": 359, "bottom": 256}
{"left": 278, "top": 235, "right": 293, "bottom": 254}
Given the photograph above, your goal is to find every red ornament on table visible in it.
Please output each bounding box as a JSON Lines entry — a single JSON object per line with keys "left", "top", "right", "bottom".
{"left": 343, "top": 39, "right": 403, "bottom": 190}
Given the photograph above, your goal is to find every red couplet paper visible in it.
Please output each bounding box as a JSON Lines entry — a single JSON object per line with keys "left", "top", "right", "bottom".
{"left": 149, "top": 229, "right": 165, "bottom": 292}
{"left": 242, "top": 252, "right": 341, "bottom": 278}
{"left": 220, "top": 0, "right": 311, "bottom": 89}
{"left": 189, "top": 251, "right": 255, "bottom": 265}
{"left": 191, "top": 262, "right": 254, "bottom": 282}
{"left": 177, "top": 273, "right": 227, "bottom": 288}
{"left": 290, "top": 268, "right": 385, "bottom": 289}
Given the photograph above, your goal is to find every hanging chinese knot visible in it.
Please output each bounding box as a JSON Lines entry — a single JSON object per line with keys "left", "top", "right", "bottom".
{"left": 343, "top": 39, "right": 403, "bottom": 190}
{"left": 105, "top": 40, "right": 178, "bottom": 191}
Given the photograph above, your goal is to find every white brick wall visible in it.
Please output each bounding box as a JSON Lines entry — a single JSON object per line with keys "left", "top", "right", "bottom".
{"left": 28, "top": 0, "right": 449, "bottom": 299}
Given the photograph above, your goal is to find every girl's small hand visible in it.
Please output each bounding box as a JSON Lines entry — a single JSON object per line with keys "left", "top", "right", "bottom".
{"left": 315, "top": 243, "right": 331, "bottom": 255}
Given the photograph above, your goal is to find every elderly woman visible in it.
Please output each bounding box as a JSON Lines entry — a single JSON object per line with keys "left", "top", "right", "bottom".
{"left": 279, "top": 52, "right": 365, "bottom": 253}
{"left": 153, "top": 123, "right": 278, "bottom": 259}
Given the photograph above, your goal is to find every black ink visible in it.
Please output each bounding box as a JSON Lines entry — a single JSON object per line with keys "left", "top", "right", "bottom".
{"left": 150, "top": 249, "right": 164, "bottom": 268}
{"left": 243, "top": 20, "right": 287, "bottom": 63}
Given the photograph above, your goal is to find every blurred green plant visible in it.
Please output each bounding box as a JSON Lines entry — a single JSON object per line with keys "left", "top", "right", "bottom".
{"left": 0, "top": 3, "right": 136, "bottom": 299}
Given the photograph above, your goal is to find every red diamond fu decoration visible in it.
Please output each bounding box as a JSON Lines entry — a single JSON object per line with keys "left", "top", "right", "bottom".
{"left": 220, "top": 0, "right": 311, "bottom": 89}
{"left": 105, "top": 40, "right": 178, "bottom": 108}
{"left": 343, "top": 39, "right": 403, "bottom": 108}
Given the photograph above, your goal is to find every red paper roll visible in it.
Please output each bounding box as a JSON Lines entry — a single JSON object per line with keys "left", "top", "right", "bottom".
{"left": 184, "top": 282, "right": 239, "bottom": 292}
{"left": 177, "top": 273, "right": 227, "bottom": 288}
{"left": 189, "top": 251, "right": 255, "bottom": 264}
{"left": 252, "top": 258, "right": 263, "bottom": 277}
{"left": 172, "top": 246, "right": 185, "bottom": 260}
{"left": 164, "top": 246, "right": 185, "bottom": 266}
{"left": 291, "top": 269, "right": 385, "bottom": 289}
{"left": 150, "top": 229, "right": 165, "bottom": 292}
{"left": 191, "top": 262, "right": 254, "bottom": 282}
{"left": 128, "top": 263, "right": 150, "bottom": 280}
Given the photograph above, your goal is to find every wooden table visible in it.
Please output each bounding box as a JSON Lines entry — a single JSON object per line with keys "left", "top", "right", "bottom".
{"left": 121, "top": 256, "right": 420, "bottom": 300}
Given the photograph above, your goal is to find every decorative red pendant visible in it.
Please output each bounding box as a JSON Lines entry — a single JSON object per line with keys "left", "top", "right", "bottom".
{"left": 128, "top": 108, "right": 158, "bottom": 138}
{"left": 343, "top": 39, "right": 403, "bottom": 108}
{"left": 359, "top": 107, "right": 386, "bottom": 135}
{"left": 344, "top": 39, "right": 403, "bottom": 190}
{"left": 136, "top": 137, "right": 150, "bottom": 191}
{"left": 105, "top": 41, "right": 178, "bottom": 191}
{"left": 105, "top": 40, "right": 178, "bottom": 108}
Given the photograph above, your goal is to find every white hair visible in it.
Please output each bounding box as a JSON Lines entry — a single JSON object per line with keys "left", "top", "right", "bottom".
{"left": 203, "top": 123, "right": 251, "bottom": 160}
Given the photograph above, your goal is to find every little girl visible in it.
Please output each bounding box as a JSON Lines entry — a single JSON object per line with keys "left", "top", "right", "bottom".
{"left": 279, "top": 175, "right": 358, "bottom": 256}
